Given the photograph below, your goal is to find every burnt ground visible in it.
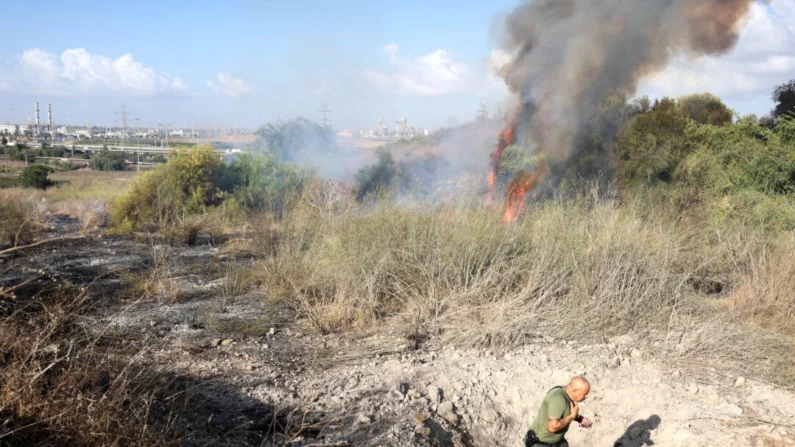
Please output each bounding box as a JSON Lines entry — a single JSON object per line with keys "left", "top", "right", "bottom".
{"left": 2, "top": 219, "right": 795, "bottom": 447}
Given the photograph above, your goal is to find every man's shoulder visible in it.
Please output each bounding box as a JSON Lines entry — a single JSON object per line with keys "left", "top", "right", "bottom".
{"left": 547, "top": 387, "right": 566, "bottom": 398}
{"left": 545, "top": 387, "right": 569, "bottom": 405}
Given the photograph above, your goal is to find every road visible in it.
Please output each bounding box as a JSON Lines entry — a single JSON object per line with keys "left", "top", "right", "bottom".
{"left": 28, "top": 143, "right": 240, "bottom": 155}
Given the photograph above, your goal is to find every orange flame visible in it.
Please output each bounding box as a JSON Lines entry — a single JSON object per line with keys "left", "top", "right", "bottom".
{"left": 502, "top": 162, "right": 547, "bottom": 223}
{"left": 487, "top": 124, "right": 516, "bottom": 203}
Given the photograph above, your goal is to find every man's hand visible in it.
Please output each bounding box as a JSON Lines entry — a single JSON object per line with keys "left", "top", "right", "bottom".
{"left": 580, "top": 417, "right": 593, "bottom": 429}
{"left": 569, "top": 401, "right": 580, "bottom": 421}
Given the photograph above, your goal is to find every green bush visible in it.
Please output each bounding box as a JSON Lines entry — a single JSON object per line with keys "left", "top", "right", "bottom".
{"left": 353, "top": 149, "right": 408, "bottom": 201}
{"left": 19, "top": 165, "right": 54, "bottom": 189}
{"left": 5, "top": 146, "right": 34, "bottom": 163}
{"left": 90, "top": 150, "right": 126, "bottom": 171}
{"left": 712, "top": 189, "right": 795, "bottom": 231}
{"left": 677, "top": 93, "right": 734, "bottom": 126}
{"left": 110, "top": 146, "right": 224, "bottom": 231}
{"left": 110, "top": 147, "right": 307, "bottom": 232}
{"left": 225, "top": 153, "right": 306, "bottom": 217}
{"left": 253, "top": 117, "right": 335, "bottom": 163}
{"left": 679, "top": 122, "right": 795, "bottom": 196}
{"left": 614, "top": 102, "right": 690, "bottom": 189}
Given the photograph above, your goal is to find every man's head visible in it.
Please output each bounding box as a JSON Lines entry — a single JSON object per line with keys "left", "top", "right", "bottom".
{"left": 564, "top": 376, "right": 591, "bottom": 402}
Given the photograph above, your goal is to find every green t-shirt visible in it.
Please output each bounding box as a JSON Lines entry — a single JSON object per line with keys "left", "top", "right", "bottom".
{"left": 529, "top": 387, "right": 572, "bottom": 443}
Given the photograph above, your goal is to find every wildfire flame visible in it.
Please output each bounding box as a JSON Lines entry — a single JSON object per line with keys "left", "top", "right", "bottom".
{"left": 487, "top": 119, "right": 518, "bottom": 204}
{"left": 502, "top": 162, "right": 548, "bottom": 223}
{"left": 487, "top": 100, "right": 548, "bottom": 222}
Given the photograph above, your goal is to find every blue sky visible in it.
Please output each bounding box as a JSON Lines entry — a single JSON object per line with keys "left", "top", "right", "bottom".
{"left": 1, "top": 0, "right": 794, "bottom": 131}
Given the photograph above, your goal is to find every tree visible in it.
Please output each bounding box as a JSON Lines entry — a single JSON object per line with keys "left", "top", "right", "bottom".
{"left": 19, "top": 165, "right": 54, "bottom": 189}
{"left": 613, "top": 104, "right": 691, "bottom": 188}
{"left": 772, "top": 79, "right": 795, "bottom": 119}
{"left": 90, "top": 149, "right": 126, "bottom": 171}
{"left": 354, "top": 149, "right": 404, "bottom": 201}
{"left": 254, "top": 117, "right": 335, "bottom": 163}
{"left": 677, "top": 93, "right": 734, "bottom": 126}
{"left": 1, "top": 136, "right": 7, "bottom": 146}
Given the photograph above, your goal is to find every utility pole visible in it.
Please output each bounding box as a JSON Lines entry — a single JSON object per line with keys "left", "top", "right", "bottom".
{"left": 135, "top": 118, "right": 140, "bottom": 170}
{"left": 477, "top": 102, "right": 489, "bottom": 123}
{"left": 317, "top": 104, "right": 331, "bottom": 128}
{"left": 157, "top": 122, "right": 172, "bottom": 149}
{"left": 115, "top": 105, "right": 128, "bottom": 141}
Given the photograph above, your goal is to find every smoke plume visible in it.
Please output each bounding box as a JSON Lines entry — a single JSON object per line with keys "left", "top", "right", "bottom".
{"left": 498, "top": 0, "right": 755, "bottom": 164}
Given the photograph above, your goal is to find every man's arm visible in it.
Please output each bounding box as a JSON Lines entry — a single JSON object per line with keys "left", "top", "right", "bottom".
{"left": 547, "top": 400, "right": 579, "bottom": 433}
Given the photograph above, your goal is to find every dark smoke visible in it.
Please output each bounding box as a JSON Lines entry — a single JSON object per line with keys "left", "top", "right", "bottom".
{"left": 499, "top": 0, "right": 755, "bottom": 163}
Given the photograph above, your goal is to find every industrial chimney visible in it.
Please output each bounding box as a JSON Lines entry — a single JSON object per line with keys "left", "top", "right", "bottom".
{"left": 34, "top": 102, "right": 41, "bottom": 136}
{"left": 47, "top": 104, "right": 53, "bottom": 136}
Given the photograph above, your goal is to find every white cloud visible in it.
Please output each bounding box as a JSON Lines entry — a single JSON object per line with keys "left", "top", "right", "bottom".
{"left": 0, "top": 48, "right": 190, "bottom": 96}
{"left": 364, "top": 43, "right": 506, "bottom": 97}
{"left": 206, "top": 73, "right": 254, "bottom": 98}
{"left": 640, "top": 1, "right": 795, "bottom": 102}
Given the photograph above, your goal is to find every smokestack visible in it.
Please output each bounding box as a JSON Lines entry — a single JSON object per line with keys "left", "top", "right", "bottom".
{"left": 47, "top": 104, "right": 53, "bottom": 134}
{"left": 34, "top": 102, "right": 41, "bottom": 136}
{"left": 496, "top": 0, "right": 754, "bottom": 165}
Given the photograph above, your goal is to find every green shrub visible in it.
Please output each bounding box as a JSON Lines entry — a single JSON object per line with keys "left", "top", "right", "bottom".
{"left": 90, "top": 150, "right": 126, "bottom": 171}
{"left": 677, "top": 93, "right": 734, "bottom": 126}
{"left": 679, "top": 122, "right": 795, "bottom": 196}
{"left": 19, "top": 165, "right": 54, "bottom": 189}
{"left": 614, "top": 104, "right": 690, "bottom": 189}
{"left": 5, "top": 146, "right": 34, "bottom": 163}
{"left": 353, "top": 149, "right": 407, "bottom": 201}
{"left": 711, "top": 189, "right": 795, "bottom": 231}
{"left": 110, "top": 146, "right": 224, "bottom": 231}
{"left": 225, "top": 153, "right": 306, "bottom": 217}
{"left": 253, "top": 117, "right": 335, "bottom": 163}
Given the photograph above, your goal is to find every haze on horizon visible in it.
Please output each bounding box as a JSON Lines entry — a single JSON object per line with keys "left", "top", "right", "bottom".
{"left": 0, "top": 0, "right": 793, "bottom": 132}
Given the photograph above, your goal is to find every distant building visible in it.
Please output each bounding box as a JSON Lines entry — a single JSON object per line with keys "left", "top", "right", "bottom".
{"left": 0, "top": 124, "right": 18, "bottom": 134}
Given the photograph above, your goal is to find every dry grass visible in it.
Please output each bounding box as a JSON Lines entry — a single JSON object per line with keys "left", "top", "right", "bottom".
{"left": 249, "top": 192, "right": 795, "bottom": 384}
{"left": 0, "top": 288, "right": 193, "bottom": 446}
{"left": 0, "top": 194, "right": 43, "bottom": 248}
{"left": 1, "top": 170, "right": 133, "bottom": 231}
{"left": 217, "top": 260, "right": 254, "bottom": 312}
{"left": 713, "top": 229, "right": 795, "bottom": 336}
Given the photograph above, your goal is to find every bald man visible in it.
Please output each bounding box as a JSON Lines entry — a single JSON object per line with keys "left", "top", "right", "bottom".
{"left": 523, "top": 376, "right": 593, "bottom": 447}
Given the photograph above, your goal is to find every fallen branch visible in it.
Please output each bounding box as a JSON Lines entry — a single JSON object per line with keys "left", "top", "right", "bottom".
{"left": 0, "top": 234, "right": 87, "bottom": 256}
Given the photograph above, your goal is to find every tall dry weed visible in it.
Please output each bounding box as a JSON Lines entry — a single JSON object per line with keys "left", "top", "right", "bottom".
{"left": 0, "top": 289, "right": 192, "bottom": 446}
